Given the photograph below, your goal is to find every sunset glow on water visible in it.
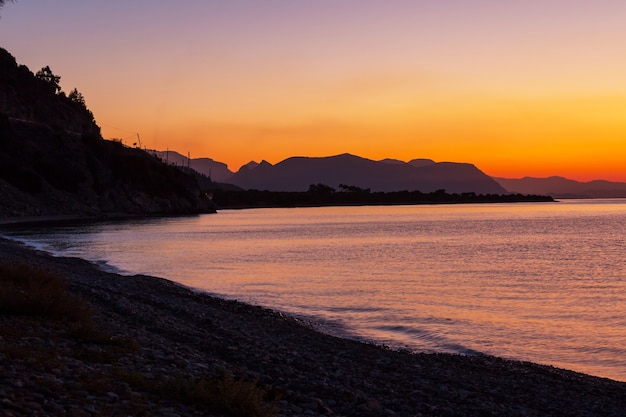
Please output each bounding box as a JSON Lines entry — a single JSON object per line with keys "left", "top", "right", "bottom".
{"left": 6, "top": 200, "right": 626, "bottom": 381}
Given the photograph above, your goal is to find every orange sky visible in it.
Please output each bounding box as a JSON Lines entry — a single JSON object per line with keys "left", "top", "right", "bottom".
{"left": 2, "top": 1, "right": 626, "bottom": 181}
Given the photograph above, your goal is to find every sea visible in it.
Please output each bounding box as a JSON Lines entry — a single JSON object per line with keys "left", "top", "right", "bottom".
{"left": 4, "top": 199, "right": 626, "bottom": 382}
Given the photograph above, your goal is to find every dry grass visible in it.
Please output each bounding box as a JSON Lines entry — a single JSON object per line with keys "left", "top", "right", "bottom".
{"left": 162, "top": 372, "right": 278, "bottom": 417}
{"left": 112, "top": 369, "right": 278, "bottom": 417}
{"left": 0, "top": 262, "right": 92, "bottom": 321}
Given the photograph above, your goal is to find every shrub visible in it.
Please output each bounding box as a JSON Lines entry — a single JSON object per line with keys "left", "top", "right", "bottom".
{"left": 112, "top": 369, "right": 277, "bottom": 417}
{"left": 0, "top": 262, "right": 92, "bottom": 321}
{"left": 162, "top": 373, "right": 277, "bottom": 417}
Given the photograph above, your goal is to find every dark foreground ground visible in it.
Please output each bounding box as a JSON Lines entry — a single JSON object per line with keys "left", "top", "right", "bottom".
{"left": 1, "top": 237, "right": 625, "bottom": 417}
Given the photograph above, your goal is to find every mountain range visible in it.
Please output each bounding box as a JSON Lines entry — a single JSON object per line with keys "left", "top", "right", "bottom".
{"left": 493, "top": 177, "right": 626, "bottom": 199}
{"left": 155, "top": 150, "right": 626, "bottom": 198}
{"left": 228, "top": 154, "right": 508, "bottom": 194}
{"left": 151, "top": 151, "right": 508, "bottom": 194}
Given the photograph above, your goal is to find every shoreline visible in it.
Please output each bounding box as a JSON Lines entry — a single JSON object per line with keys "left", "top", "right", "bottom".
{"left": 0, "top": 197, "right": 563, "bottom": 230}
{"left": 0, "top": 212, "right": 206, "bottom": 230}
{"left": 1, "top": 237, "right": 626, "bottom": 416}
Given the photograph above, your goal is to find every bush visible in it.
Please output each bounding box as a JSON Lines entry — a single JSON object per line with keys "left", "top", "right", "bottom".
{"left": 0, "top": 262, "right": 92, "bottom": 321}
{"left": 162, "top": 373, "right": 277, "bottom": 417}
{"left": 112, "top": 370, "right": 277, "bottom": 417}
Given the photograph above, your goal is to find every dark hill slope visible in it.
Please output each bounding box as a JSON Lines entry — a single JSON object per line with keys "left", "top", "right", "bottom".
{"left": 229, "top": 153, "right": 507, "bottom": 194}
{"left": 0, "top": 48, "right": 214, "bottom": 218}
{"left": 0, "top": 50, "right": 100, "bottom": 138}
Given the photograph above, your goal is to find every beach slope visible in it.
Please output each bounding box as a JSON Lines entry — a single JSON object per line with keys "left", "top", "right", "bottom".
{"left": 1, "top": 238, "right": 625, "bottom": 416}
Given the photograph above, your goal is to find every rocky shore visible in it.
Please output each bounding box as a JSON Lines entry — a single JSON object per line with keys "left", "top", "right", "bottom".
{"left": 1, "top": 237, "right": 625, "bottom": 417}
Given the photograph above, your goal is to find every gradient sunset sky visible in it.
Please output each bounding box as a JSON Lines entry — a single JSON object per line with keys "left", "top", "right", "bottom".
{"left": 2, "top": 1, "right": 626, "bottom": 181}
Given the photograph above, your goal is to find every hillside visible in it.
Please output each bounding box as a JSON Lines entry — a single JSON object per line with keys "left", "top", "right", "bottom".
{"left": 494, "top": 176, "right": 626, "bottom": 198}
{"left": 0, "top": 47, "right": 215, "bottom": 218}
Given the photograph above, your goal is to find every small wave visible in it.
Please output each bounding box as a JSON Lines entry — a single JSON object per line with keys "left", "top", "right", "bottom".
{"left": 1, "top": 234, "right": 39, "bottom": 247}
{"left": 2, "top": 234, "right": 137, "bottom": 277}
{"left": 325, "top": 306, "right": 384, "bottom": 314}
{"left": 373, "top": 324, "right": 483, "bottom": 356}
{"left": 90, "top": 259, "right": 133, "bottom": 275}
{"left": 572, "top": 344, "right": 626, "bottom": 357}
{"left": 298, "top": 315, "right": 358, "bottom": 338}
{"left": 2, "top": 235, "right": 67, "bottom": 257}
{"left": 439, "top": 343, "right": 484, "bottom": 356}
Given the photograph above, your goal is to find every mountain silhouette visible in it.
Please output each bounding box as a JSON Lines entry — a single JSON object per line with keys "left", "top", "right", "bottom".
{"left": 148, "top": 150, "right": 234, "bottom": 183}
{"left": 494, "top": 177, "right": 626, "bottom": 198}
{"left": 227, "top": 153, "right": 507, "bottom": 194}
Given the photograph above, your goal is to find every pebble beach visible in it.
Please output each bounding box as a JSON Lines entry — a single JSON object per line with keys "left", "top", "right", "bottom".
{"left": 1, "top": 236, "right": 625, "bottom": 417}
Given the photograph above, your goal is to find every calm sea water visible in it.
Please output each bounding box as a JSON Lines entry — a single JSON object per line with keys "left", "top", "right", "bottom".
{"left": 5, "top": 200, "right": 626, "bottom": 381}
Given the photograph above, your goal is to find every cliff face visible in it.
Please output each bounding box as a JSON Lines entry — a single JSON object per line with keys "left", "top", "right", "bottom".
{"left": 0, "top": 48, "right": 214, "bottom": 218}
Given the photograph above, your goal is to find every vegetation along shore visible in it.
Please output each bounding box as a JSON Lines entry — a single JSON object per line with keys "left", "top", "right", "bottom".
{"left": 1, "top": 236, "right": 625, "bottom": 417}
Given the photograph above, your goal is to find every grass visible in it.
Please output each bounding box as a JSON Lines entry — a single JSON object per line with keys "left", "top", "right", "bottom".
{"left": 113, "top": 369, "right": 278, "bottom": 417}
{"left": 0, "top": 262, "right": 92, "bottom": 320}
{"left": 163, "top": 372, "right": 277, "bottom": 417}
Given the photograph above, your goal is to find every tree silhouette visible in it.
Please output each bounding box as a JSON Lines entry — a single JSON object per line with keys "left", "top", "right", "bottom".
{"left": 35, "top": 66, "right": 62, "bottom": 94}
{"left": 68, "top": 88, "right": 86, "bottom": 106}
{"left": 339, "top": 184, "right": 371, "bottom": 193}
{"left": 308, "top": 183, "right": 336, "bottom": 193}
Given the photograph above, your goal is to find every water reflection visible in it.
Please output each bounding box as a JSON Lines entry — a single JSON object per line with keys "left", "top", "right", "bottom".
{"left": 4, "top": 200, "right": 626, "bottom": 381}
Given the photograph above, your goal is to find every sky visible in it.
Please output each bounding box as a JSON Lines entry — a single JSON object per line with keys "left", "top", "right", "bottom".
{"left": 2, "top": 1, "right": 626, "bottom": 181}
